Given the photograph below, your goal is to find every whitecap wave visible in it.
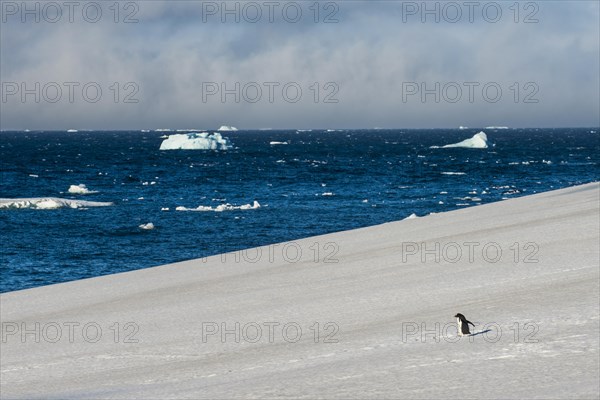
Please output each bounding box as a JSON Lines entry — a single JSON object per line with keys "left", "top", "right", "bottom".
{"left": 0, "top": 197, "right": 113, "bottom": 210}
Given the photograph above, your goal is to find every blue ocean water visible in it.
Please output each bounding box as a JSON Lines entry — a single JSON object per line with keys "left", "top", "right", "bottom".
{"left": 1, "top": 128, "right": 598, "bottom": 293}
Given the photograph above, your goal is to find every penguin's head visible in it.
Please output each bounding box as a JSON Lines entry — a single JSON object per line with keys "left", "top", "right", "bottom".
{"left": 454, "top": 313, "right": 465, "bottom": 319}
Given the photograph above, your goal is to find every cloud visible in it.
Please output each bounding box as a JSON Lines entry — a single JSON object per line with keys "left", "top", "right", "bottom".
{"left": 1, "top": 1, "right": 598, "bottom": 129}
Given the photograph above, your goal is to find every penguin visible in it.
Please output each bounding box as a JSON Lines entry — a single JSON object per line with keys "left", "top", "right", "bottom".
{"left": 454, "top": 313, "right": 475, "bottom": 336}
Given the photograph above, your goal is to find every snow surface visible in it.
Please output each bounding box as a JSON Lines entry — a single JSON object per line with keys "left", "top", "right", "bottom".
{"left": 432, "top": 131, "right": 489, "bottom": 149}
{"left": 159, "top": 132, "right": 231, "bottom": 150}
{"left": 1, "top": 183, "right": 598, "bottom": 399}
{"left": 0, "top": 197, "right": 112, "bottom": 209}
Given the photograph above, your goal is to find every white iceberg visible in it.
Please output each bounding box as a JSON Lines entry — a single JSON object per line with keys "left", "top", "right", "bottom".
{"left": 433, "top": 131, "right": 489, "bottom": 149}
{"left": 68, "top": 184, "right": 98, "bottom": 195}
{"left": 159, "top": 132, "right": 232, "bottom": 150}
{"left": 0, "top": 197, "right": 113, "bottom": 210}
{"left": 217, "top": 125, "right": 238, "bottom": 131}
{"left": 176, "top": 201, "right": 260, "bottom": 212}
{"left": 139, "top": 222, "right": 155, "bottom": 230}
{"left": 270, "top": 141, "right": 288, "bottom": 145}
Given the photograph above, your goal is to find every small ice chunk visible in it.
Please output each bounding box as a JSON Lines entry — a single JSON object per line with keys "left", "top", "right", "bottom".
{"left": 68, "top": 184, "right": 98, "bottom": 195}
{"left": 176, "top": 201, "right": 260, "bottom": 212}
{"left": 139, "top": 222, "right": 155, "bottom": 230}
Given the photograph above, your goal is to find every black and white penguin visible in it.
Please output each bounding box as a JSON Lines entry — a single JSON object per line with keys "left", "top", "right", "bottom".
{"left": 454, "top": 313, "right": 475, "bottom": 336}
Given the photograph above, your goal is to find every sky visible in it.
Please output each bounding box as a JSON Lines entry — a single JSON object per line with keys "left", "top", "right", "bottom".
{"left": 1, "top": 0, "right": 599, "bottom": 130}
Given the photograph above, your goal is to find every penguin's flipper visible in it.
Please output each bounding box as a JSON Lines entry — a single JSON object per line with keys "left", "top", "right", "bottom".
{"left": 467, "top": 320, "right": 475, "bottom": 327}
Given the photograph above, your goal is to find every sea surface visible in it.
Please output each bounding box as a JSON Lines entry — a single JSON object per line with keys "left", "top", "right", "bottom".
{"left": 1, "top": 128, "right": 598, "bottom": 292}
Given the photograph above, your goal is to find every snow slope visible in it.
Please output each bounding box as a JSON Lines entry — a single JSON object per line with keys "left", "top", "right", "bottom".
{"left": 1, "top": 183, "right": 598, "bottom": 399}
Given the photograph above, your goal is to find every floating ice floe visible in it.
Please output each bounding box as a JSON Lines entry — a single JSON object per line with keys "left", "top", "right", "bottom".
{"left": 217, "top": 125, "right": 238, "bottom": 131}
{"left": 0, "top": 197, "right": 113, "bottom": 210}
{"left": 67, "top": 129, "right": 78, "bottom": 133}
{"left": 68, "top": 184, "right": 98, "bottom": 194}
{"left": 159, "top": 132, "right": 232, "bottom": 150}
{"left": 485, "top": 126, "right": 509, "bottom": 129}
{"left": 176, "top": 201, "right": 260, "bottom": 212}
{"left": 441, "top": 172, "right": 466, "bottom": 175}
{"left": 139, "top": 222, "right": 155, "bottom": 230}
{"left": 432, "top": 132, "right": 489, "bottom": 149}
{"left": 270, "top": 141, "right": 288, "bottom": 145}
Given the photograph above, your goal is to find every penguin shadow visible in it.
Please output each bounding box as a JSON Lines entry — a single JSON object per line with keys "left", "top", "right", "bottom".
{"left": 469, "top": 329, "right": 492, "bottom": 337}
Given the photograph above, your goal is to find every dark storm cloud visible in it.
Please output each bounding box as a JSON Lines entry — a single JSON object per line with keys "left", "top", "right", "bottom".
{"left": 1, "top": 0, "right": 598, "bottom": 130}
